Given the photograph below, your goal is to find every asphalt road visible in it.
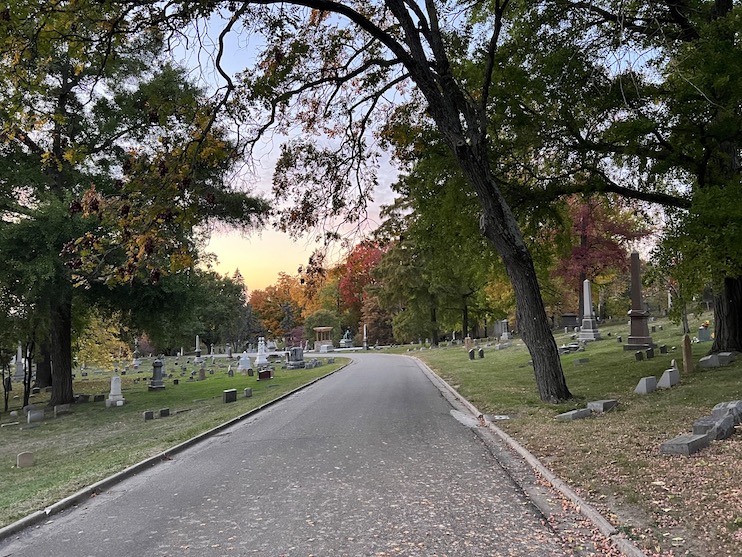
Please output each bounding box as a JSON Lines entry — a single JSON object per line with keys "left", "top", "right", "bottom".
{"left": 0, "top": 353, "right": 569, "bottom": 557}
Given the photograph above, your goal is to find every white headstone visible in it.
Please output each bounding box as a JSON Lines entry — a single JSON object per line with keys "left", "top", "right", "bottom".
{"left": 255, "top": 337, "right": 269, "bottom": 366}
{"left": 578, "top": 279, "right": 601, "bottom": 341}
{"left": 237, "top": 352, "right": 252, "bottom": 371}
{"left": 106, "top": 375, "right": 125, "bottom": 407}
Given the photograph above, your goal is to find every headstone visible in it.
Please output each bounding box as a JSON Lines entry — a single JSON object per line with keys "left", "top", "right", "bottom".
{"left": 468, "top": 349, "right": 475, "bottom": 361}
{"left": 659, "top": 345, "right": 668, "bottom": 354}
{"left": 173, "top": 379, "right": 179, "bottom": 385}
{"left": 159, "top": 408, "right": 170, "bottom": 418}
{"left": 624, "top": 252, "right": 654, "bottom": 350}
{"left": 13, "top": 341, "right": 24, "bottom": 381}
{"left": 244, "top": 388, "right": 252, "bottom": 398}
{"left": 712, "top": 401, "right": 742, "bottom": 424}
{"left": 194, "top": 334, "right": 203, "bottom": 363}
{"left": 27, "top": 409, "right": 44, "bottom": 423}
{"left": 17, "top": 452, "right": 34, "bottom": 468}
{"left": 681, "top": 334, "right": 693, "bottom": 374}
{"left": 699, "top": 354, "right": 720, "bottom": 369}
{"left": 697, "top": 326, "right": 711, "bottom": 342}
{"left": 693, "top": 414, "right": 735, "bottom": 440}
{"left": 556, "top": 408, "right": 592, "bottom": 421}
{"left": 31, "top": 387, "right": 40, "bottom": 395}
{"left": 645, "top": 347, "right": 654, "bottom": 359}
{"left": 578, "top": 279, "right": 601, "bottom": 341}
{"left": 258, "top": 369, "right": 273, "bottom": 381}
{"left": 634, "top": 376, "right": 657, "bottom": 395}
{"left": 237, "top": 352, "right": 252, "bottom": 374}
{"left": 717, "top": 352, "right": 736, "bottom": 366}
{"left": 223, "top": 389, "right": 237, "bottom": 403}
{"left": 105, "top": 375, "right": 125, "bottom": 407}
{"left": 53, "top": 404, "right": 71, "bottom": 418}
{"left": 227, "top": 366, "right": 234, "bottom": 377}
{"left": 617, "top": 336, "right": 622, "bottom": 343}
{"left": 143, "top": 410, "right": 154, "bottom": 421}
{"left": 635, "top": 351, "right": 644, "bottom": 361}
{"left": 255, "top": 337, "right": 269, "bottom": 367}
{"left": 660, "top": 433, "right": 709, "bottom": 456}
{"left": 573, "top": 358, "right": 589, "bottom": 366}
{"left": 478, "top": 348, "right": 484, "bottom": 359}
{"left": 198, "top": 365, "right": 206, "bottom": 381}
{"left": 587, "top": 399, "right": 618, "bottom": 413}
{"left": 149, "top": 358, "right": 165, "bottom": 391}
{"left": 657, "top": 369, "right": 680, "bottom": 389}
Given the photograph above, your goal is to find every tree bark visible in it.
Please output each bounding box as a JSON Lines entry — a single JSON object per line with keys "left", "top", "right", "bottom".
{"left": 49, "top": 284, "right": 74, "bottom": 406}
{"left": 711, "top": 276, "right": 742, "bottom": 353}
{"left": 429, "top": 303, "right": 439, "bottom": 346}
{"left": 456, "top": 147, "right": 572, "bottom": 401}
{"left": 35, "top": 341, "right": 52, "bottom": 388}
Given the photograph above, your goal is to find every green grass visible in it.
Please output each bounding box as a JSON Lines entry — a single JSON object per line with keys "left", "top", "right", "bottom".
{"left": 0, "top": 356, "right": 343, "bottom": 528}
{"left": 411, "top": 318, "right": 742, "bottom": 557}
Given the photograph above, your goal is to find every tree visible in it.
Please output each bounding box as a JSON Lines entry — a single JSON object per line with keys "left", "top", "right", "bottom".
{"left": 551, "top": 196, "right": 650, "bottom": 318}
{"left": 337, "top": 242, "right": 384, "bottom": 332}
{"left": 501, "top": 1, "right": 742, "bottom": 351}
{"left": 0, "top": 3, "right": 269, "bottom": 404}
{"left": 118, "top": 0, "right": 572, "bottom": 401}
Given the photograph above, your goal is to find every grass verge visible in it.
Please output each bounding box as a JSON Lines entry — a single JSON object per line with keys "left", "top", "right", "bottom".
{"left": 0, "top": 356, "right": 343, "bottom": 528}
{"left": 414, "top": 319, "right": 742, "bottom": 557}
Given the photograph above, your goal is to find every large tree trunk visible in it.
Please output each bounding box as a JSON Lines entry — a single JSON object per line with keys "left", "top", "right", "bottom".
{"left": 456, "top": 149, "right": 572, "bottom": 401}
{"left": 462, "top": 301, "right": 469, "bottom": 338}
{"left": 35, "top": 341, "right": 52, "bottom": 388}
{"left": 711, "top": 276, "right": 742, "bottom": 353}
{"left": 429, "top": 303, "right": 439, "bottom": 346}
{"left": 49, "top": 285, "right": 74, "bottom": 406}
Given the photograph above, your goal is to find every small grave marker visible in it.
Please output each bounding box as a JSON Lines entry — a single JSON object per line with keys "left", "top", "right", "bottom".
{"left": 660, "top": 433, "right": 709, "bottom": 456}
{"left": 634, "top": 376, "right": 657, "bottom": 395}
{"left": 244, "top": 388, "right": 252, "bottom": 398}
{"left": 143, "top": 411, "right": 154, "bottom": 421}
{"left": 159, "top": 408, "right": 170, "bottom": 418}
{"left": 17, "top": 452, "right": 34, "bottom": 468}
{"left": 556, "top": 408, "right": 591, "bottom": 421}
{"left": 587, "top": 400, "right": 618, "bottom": 413}
{"left": 223, "top": 389, "right": 237, "bottom": 403}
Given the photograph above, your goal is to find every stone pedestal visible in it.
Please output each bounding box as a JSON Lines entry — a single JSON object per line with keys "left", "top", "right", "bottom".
{"left": 105, "top": 375, "right": 125, "bottom": 407}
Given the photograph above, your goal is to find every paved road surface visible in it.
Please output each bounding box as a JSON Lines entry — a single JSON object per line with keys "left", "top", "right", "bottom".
{"left": 0, "top": 353, "right": 568, "bottom": 557}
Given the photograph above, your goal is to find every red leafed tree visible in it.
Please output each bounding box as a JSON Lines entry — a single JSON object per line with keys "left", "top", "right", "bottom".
{"left": 337, "top": 242, "right": 385, "bottom": 330}
{"left": 553, "top": 196, "right": 649, "bottom": 317}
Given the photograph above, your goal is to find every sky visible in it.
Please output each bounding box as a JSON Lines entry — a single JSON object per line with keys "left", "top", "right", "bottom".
{"left": 176, "top": 12, "right": 401, "bottom": 292}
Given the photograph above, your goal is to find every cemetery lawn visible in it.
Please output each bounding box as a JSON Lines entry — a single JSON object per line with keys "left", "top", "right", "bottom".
{"left": 0, "top": 358, "right": 344, "bottom": 529}
{"left": 415, "top": 318, "right": 742, "bottom": 557}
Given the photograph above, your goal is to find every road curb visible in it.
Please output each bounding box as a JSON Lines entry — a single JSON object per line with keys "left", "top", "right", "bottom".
{"left": 412, "top": 356, "right": 647, "bottom": 557}
{"left": 0, "top": 363, "right": 348, "bottom": 542}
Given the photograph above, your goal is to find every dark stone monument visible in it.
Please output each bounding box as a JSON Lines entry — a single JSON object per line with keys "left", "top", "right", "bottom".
{"left": 223, "top": 389, "right": 237, "bottom": 403}
{"left": 468, "top": 349, "right": 475, "bottom": 361}
{"left": 624, "top": 252, "right": 654, "bottom": 350}
{"left": 149, "top": 359, "right": 165, "bottom": 391}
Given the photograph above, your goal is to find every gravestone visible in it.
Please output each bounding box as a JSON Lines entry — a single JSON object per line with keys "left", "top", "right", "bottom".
{"left": 159, "top": 408, "right": 170, "bottom": 418}
{"left": 143, "top": 411, "right": 154, "bottom": 421}
{"left": 717, "top": 352, "right": 736, "bottom": 366}
{"left": 53, "top": 404, "right": 71, "bottom": 418}
{"left": 17, "top": 452, "right": 34, "bottom": 468}
{"left": 659, "top": 345, "right": 668, "bottom": 354}
{"left": 227, "top": 366, "right": 234, "bottom": 377}
{"left": 237, "top": 352, "right": 252, "bottom": 374}
{"left": 194, "top": 334, "right": 203, "bottom": 364}
{"left": 105, "top": 375, "right": 125, "bottom": 407}
{"left": 285, "top": 346, "right": 305, "bottom": 369}
{"left": 198, "top": 364, "right": 206, "bottom": 381}
{"left": 13, "top": 341, "right": 24, "bottom": 382}
{"left": 468, "top": 349, "right": 475, "bottom": 361}
{"left": 223, "top": 389, "right": 237, "bottom": 403}
{"left": 257, "top": 369, "right": 273, "bottom": 381}
{"left": 635, "top": 351, "right": 644, "bottom": 361}
{"left": 657, "top": 368, "right": 680, "bottom": 389}
{"left": 149, "top": 358, "right": 165, "bottom": 391}
{"left": 697, "top": 326, "right": 711, "bottom": 342}
{"left": 478, "top": 348, "right": 484, "bottom": 359}
{"left": 660, "top": 433, "right": 709, "bottom": 456}
{"left": 244, "top": 387, "right": 252, "bottom": 398}
{"left": 699, "top": 354, "right": 720, "bottom": 369}
{"left": 634, "top": 376, "right": 657, "bottom": 395}
{"left": 624, "top": 252, "right": 654, "bottom": 350}
{"left": 646, "top": 347, "right": 655, "bottom": 359}
{"left": 682, "top": 334, "right": 693, "bottom": 374}
{"left": 587, "top": 399, "right": 618, "bottom": 413}
{"left": 693, "top": 415, "right": 735, "bottom": 440}
{"left": 27, "top": 409, "right": 44, "bottom": 423}
{"left": 254, "top": 337, "right": 269, "bottom": 367}
{"left": 556, "top": 408, "right": 591, "bottom": 421}
{"left": 578, "top": 279, "right": 601, "bottom": 341}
